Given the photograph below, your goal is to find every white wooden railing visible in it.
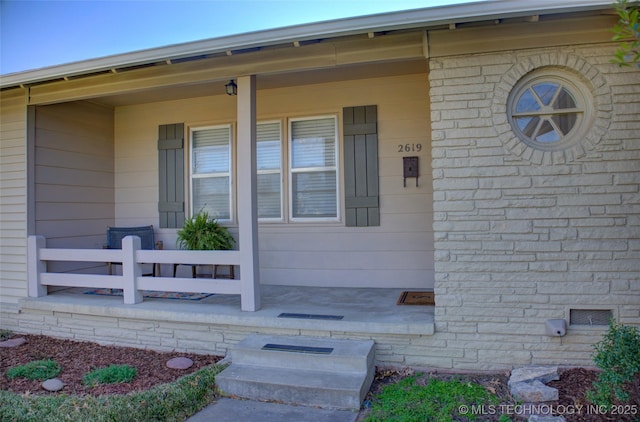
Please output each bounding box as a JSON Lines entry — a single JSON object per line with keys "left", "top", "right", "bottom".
{"left": 27, "top": 235, "right": 258, "bottom": 310}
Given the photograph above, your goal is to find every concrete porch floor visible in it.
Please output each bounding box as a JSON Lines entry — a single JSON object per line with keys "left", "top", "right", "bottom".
{"left": 21, "top": 285, "right": 435, "bottom": 336}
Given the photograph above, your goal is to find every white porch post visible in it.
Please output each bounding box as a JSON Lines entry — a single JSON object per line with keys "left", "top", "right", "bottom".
{"left": 27, "top": 235, "right": 47, "bottom": 297}
{"left": 236, "top": 75, "right": 261, "bottom": 311}
{"left": 121, "top": 235, "right": 143, "bottom": 304}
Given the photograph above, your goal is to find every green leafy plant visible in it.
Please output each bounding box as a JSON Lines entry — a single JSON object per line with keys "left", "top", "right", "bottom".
{"left": 0, "top": 330, "right": 12, "bottom": 341}
{"left": 586, "top": 319, "right": 640, "bottom": 409}
{"left": 6, "top": 359, "right": 61, "bottom": 381}
{"left": 176, "top": 209, "right": 235, "bottom": 251}
{"left": 365, "top": 375, "right": 502, "bottom": 422}
{"left": 83, "top": 364, "right": 137, "bottom": 386}
{"left": 612, "top": 0, "right": 640, "bottom": 67}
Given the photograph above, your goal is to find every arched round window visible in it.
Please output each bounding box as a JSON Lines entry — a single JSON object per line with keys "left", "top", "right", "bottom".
{"left": 508, "top": 71, "right": 592, "bottom": 151}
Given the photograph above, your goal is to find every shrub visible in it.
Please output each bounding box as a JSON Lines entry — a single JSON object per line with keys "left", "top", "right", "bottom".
{"left": 586, "top": 319, "right": 640, "bottom": 409}
{"left": 6, "top": 359, "right": 61, "bottom": 381}
{"left": 83, "top": 364, "right": 137, "bottom": 386}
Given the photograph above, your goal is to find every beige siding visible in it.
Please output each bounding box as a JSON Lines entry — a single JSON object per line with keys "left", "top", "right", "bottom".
{"left": 115, "top": 71, "right": 434, "bottom": 288}
{"left": 0, "top": 88, "right": 28, "bottom": 305}
{"left": 34, "top": 102, "right": 115, "bottom": 272}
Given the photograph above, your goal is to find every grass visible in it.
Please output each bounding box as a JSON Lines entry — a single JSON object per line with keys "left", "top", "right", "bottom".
{"left": 364, "top": 374, "right": 511, "bottom": 422}
{"left": 0, "top": 364, "right": 224, "bottom": 422}
{"left": 83, "top": 364, "right": 137, "bottom": 386}
{"left": 5, "top": 359, "right": 62, "bottom": 381}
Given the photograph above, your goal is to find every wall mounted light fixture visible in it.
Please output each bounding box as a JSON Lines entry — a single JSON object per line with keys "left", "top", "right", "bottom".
{"left": 225, "top": 80, "right": 237, "bottom": 96}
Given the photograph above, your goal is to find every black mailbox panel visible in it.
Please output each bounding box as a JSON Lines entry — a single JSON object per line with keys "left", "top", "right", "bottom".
{"left": 403, "top": 156, "right": 419, "bottom": 187}
{"left": 403, "top": 156, "right": 419, "bottom": 178}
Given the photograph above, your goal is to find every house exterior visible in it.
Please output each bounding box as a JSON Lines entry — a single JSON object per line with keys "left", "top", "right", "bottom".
{"left": 1, "top": 0, "right": 638, "bottom": 370}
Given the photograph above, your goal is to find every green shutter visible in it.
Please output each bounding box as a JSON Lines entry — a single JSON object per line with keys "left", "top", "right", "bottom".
{"left": 158, "top": 123, "right": 185, "bottom": 228}
{"left": 343, "top": 105, "right": 379, "bottom": 227}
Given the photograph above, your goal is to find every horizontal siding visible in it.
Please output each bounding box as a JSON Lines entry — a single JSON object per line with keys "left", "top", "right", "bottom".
{"left": 115, "top": 69, "right": 433, "bottom": 288}
{"left": 0, "top": 88, "right": 28, "bottom": 305}
{"left": 34, "top": 102, "right": 115, "bottom": 272}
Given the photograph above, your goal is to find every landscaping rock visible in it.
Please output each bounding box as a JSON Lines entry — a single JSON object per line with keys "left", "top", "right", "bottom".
{"left": 42, "top": 378, "right": 64, "bottom": 392}
{"left": 166, "top": 356, "right": 193, "bottom": 369}
{"left": 509, "top": 366, "right": 559, "bottom": 387}
{"left": 0, "top": 337, "right": 26, "bottom": 348}
{"left": 511, "top": 380, "right": 559, "bottom": 402}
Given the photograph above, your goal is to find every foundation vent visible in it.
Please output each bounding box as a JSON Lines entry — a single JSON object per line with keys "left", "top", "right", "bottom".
{"left": 569, "top": 309, "right": 612, "bottom": 326}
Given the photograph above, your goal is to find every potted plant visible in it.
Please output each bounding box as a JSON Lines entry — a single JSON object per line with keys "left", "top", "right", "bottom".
{"left": 175, "top": 209, "right": 236, "bottom": 278}
{"left": 176, "top": 209, "right": 235, "bottom": 251}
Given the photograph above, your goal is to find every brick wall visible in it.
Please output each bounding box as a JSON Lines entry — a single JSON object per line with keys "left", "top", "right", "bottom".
{"left": 430, "top": 45, "right": 640, "bottom": 370}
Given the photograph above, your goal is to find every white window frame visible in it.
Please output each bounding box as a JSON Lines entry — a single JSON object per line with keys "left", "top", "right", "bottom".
{"left": 288, "top": 115, "right": 340, "bottom": 223}
{"left": 257, "top": 120, "right": 284, "bottom": 222}
{"left": 507, "top": 71, "right": 591, "bottom": 152}
{"left": 189, "top": 124, "right": 234, "bottom": 222}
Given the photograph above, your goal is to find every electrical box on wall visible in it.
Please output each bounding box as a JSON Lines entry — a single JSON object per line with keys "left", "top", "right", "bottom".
{"left": 403, "top": 156, "right": 419, "bottom": 187}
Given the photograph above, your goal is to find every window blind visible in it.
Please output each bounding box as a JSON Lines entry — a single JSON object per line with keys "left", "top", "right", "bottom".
{"left": 290, "top": 117, "right": 337, "bottom": 219}
{"left": 257, "top": 122, "right": 282, "bottom": 219}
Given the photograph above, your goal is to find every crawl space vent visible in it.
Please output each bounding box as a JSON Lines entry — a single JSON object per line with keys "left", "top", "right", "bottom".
{"left": 569, "top": 309, "right": 612, "bottom": 326}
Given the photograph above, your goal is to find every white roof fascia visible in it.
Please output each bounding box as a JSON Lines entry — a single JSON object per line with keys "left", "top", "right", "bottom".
{"left": 0, "top": 0, "right": 615, "bottom": 89}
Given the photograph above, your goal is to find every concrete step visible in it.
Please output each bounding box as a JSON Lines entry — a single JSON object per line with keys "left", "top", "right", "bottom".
{"left": 216, "top": 334, "right": 375, "bottom": 410}
{"left": 230, "top": 334, "right": 375, "bottom": 373}
{"left": 217, "top": 364, "right": 371, "bottom": 410}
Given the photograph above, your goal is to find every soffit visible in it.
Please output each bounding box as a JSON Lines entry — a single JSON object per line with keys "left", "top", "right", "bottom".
{"left": 91, "top": 59, "right": 428, "bottom": 107}
{"left": 0, "top": 0, "right": 614, "bottom": 90}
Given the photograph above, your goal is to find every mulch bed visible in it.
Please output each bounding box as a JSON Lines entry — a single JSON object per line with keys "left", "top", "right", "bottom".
{"left": 2, "top": 334, "right": 638, "bottom": 422}
{"left": 0, "top": 334, "right": 220, "bottom": 396}
{"left": 362, "top": 366, "right": 639, "bottom": 422}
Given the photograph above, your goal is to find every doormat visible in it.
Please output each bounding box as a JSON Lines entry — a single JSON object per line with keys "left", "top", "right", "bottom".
{"left": 397, "top": 291, "right": 435, "bottom": 305}
{"left": 84, "top": 289, "right": 214, "bottom": 301}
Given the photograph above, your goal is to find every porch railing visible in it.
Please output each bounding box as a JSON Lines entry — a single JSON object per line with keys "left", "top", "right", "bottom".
{"left": 27, "top": 235, "right": 252, "bottom": 309}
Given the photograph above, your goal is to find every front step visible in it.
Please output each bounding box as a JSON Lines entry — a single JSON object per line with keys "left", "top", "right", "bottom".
{"left": 216, "top": 334, "right": 375, "bottom": 410}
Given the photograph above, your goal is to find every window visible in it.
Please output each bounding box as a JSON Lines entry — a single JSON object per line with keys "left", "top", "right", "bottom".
{"left": 257, "top": 122, "right": 282, "bottom": 219}
{"left": 289, "top": 116, "right": 339, "bottom": 220}
{"left": 190, "top": 125, "right": 232, "bottom": 221}
{"left": 188, "top": 116, "right": 338, "bottom": 224}
{"left": 508, "top": 71, "right": 590, "bottom": 151}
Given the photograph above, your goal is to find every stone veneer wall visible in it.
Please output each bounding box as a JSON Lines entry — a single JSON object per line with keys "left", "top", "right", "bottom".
{"left": 0, "top": 303, "right": 435, "bottom": 368}
{"left": 430, "top": 45, "right": 640, "bottom": 370}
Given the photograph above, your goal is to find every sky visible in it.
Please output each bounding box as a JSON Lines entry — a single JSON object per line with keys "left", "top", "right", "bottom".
{"left": 0, "top": 0, "right": 478, "bottom": 75}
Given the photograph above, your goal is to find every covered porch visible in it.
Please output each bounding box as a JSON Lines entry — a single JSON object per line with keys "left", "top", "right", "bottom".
{"left": 23, "top": 28, "right": 434, "bottom": 321}
{"left": 15, "top": 284, "right": 436, "bottom": 367}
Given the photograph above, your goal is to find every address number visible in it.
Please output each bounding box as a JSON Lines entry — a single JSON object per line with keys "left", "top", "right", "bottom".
{"left": 398, "top": 143, "right": 422, "bottom": 153}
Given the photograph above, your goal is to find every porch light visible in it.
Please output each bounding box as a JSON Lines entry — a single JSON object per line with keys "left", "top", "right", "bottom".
{"left": 225, "top": 80, "right": 237, "bottom": 96}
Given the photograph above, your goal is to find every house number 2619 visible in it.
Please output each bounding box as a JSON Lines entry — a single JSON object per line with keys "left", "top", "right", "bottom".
{"left": 398, "top": 143, "right": 422, "bottom": 153}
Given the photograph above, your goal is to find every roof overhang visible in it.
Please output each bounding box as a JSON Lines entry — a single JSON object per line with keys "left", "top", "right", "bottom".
{"left": 0, "top": 0, "right": 615, "bottom": 89}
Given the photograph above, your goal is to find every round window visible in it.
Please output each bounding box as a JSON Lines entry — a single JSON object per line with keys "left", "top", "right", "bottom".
{"left": 508, "top": 72, "right": 591, "bottom": 151}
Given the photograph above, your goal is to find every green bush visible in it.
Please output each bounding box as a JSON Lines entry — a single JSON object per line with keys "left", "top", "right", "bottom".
{"left": 6, "top": 359, "right": 61, "bottom": 381}
{"left": 586, "top": 319, "right": 640, "bottom": 409}
{"left": 0, "top": 330, "right": 12, "bottom": 341}
{"left": 83, "top": 364, "right": 137, "bottom": 386}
